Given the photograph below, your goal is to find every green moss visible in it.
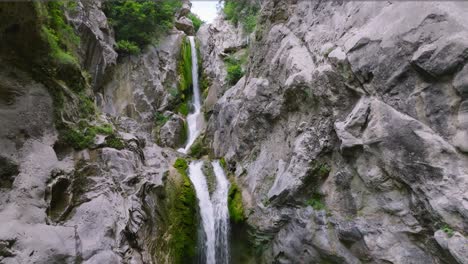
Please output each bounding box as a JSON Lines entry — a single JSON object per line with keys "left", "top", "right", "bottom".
{"left": 177, "top": 101, "right": 189, "bottom": 116}
{"left": 167, "top": 158, "right": 198, "bottom": 263}
{"left": 104, "top": 135, "right": 126, "bottom": 150}
{"left": 178, "top": 37, "right": 192, "bottom": 94}
{"left": 174, "top": 158, "right": 189, "bottom": 173}
{"left": 220, "top": 158, "right": 227, "bottom": 170}
{"left": 172, "top": 37, "right": 193, "bottom": 116}
{"left": 188, "top": 137, "right": 209, "bottom": 159}
{"left": 228, "top": 182, "right": 245, "bottom": 223}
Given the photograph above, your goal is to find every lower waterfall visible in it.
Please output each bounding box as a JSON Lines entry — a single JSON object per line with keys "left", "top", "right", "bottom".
{"left": 182, "top": 36, "right": 230, "bottom": 264}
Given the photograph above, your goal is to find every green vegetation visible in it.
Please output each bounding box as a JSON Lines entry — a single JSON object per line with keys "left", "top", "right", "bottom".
{"left": 441, "top": 224, "right": 455, "bottom": 237}
{"left": 174, "top": 158, "right": 189, "bottom": 173}
{"left": 188, "top": 13, "right": 204, "bottom": 32}
{"left": 228, "top": 182, "right": 245, "bottom": 223}
{"left": 61, "top": 123, "right": 117, "bottom": 150}
{"left": 105, "top": 135, "right": 126, "bottom": 150}
{"left": 225, "top": 53, "right": 248, "bottom": 85}
{"left": 116, "top": 40, "right": 141, "bottom": 55}
{"left": 178, "top": 38, "right": 193, "bottom": 94}
{"left": 173, "top": 37, "right": 193, "bottom": 116}
{"left": 224, "top": 0, "right": 260, "bottom": 33}
{"left": 103, "top": 0, "right": 181, "bottom": 54}
{"left": 220, "top": 158, "right": 227, "bottom": 170}
{"left": 188, "top": 136, "right": 209, "bottom": 159}
{"left": 305, "top": 193, "right": 326, "bottom": 211}
{"left": 154, "top": 112, "right": 170, "bottom": 127}
{"left": 39, "top": 1, "right": 80, "bottom": 66}
{"left": 169, "top": 158, "right": 198, "bottom": 263}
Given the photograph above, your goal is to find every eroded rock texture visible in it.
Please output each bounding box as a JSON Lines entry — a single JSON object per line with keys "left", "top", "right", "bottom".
{"left": 202, "top": 1, "right": 468, "bottom": 263}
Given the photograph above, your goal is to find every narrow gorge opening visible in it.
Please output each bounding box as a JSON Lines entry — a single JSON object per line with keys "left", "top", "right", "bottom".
{"left": 181, "top": 36, "right": 231, "bottom": 264}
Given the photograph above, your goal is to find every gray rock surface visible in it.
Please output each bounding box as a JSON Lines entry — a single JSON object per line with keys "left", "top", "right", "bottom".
{"left": 175, "top": 16, "right": 195, "bottom": 36}
{"left": 101, "top": 30, "right": 184, "bottom": 126}
{"left": 197, "top": 16, "right": 249, "bottom": 113}
{"left": 157, "top": 112, "right": 186, "bottom": 148}
{"left": 67, "top": 0, "right": 118, "bottom": 90}
{"left": 202, "top": 1, "right": 468, "bottom": 263}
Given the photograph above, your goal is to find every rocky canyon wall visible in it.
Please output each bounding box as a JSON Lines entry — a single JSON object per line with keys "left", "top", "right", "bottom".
{"left": 200, "top": 1, "right": 468, "bottom": 263}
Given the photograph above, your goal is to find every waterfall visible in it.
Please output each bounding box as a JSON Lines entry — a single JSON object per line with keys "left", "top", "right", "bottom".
{"left": 181, "top": 36, "right": 230, "bottom": 263}
{"left": 212, "top": 161, "right": 230, "bottom": 263}
{"left": 179, "top": 36, "right": 203, "bottom": 154}
{"left": 188, "top": 161, "right": 216, "bottom": 264}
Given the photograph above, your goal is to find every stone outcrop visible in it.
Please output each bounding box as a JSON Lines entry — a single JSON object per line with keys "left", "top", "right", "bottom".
{"left": 66, "top": 0, "right": 118, "bottom": 90}
{"left": 197, "top": 16, "right": 248, "bottom": 113}
{"left": 202, "top": 1, "right": 468, "bottom": 263}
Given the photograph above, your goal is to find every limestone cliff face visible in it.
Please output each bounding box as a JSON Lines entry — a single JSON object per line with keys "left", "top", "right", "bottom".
{"left": 0, "top": 1, "right": 192, "bottom": 263}
{"left": 201, "top": 1, "right": 468, "bottom": 263}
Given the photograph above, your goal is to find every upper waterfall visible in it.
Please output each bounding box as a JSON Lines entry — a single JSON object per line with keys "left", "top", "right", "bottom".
{"left": 179, "top": 36, "right": 204, "bottom": 153}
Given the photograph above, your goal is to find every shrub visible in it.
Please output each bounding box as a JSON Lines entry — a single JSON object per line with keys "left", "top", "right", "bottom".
{"left": 116, "top": 40, "right": 141, "bottom": 55}
{"left": 305, "top": 193, "right": 326, "bottom": 211}
{"left": 39, "top": 1, "right": 80, "bottom": 66}
{"left": 224, "top": 0, "right": 260, "bottom": 33}
{"left": 188, "top": 13, "right": 204, "bottom": 32}
{"left": 228, "top": 182, "right": 245, "bottom": 223}
{"left": 225, "top": 55, "right": 245, "bottom": 85}
{"left": 103, "top": 0, "right": 181, "bottom": 54}
{"left": 105, "top": 135, "right": 126, "bottom": 150}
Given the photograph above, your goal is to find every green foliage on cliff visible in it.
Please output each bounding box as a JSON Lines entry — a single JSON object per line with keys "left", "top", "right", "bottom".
{"left": 61, "top": 123, "right": 119, "bottom": 150}
{"left": 224, "top": 0, "right": 260, "bottom": 33}
{"left": 169, "top": 158, "right": 197, "bottom": 263}
{"left": 188, "top": 13, "right": 204, "bottom": 32}
{"left": 103, "top": 0, "right": 181, "bottom": 54}
{"left": 225, "top": 55, "right": 245, "bottom": 85}
{"left": 39, "top": 1, "right": 80, "bottom": 66}
{"left": 174, "top": 37, "right": 193, "bottom": 116}
{"left": 104, "top": 135, "right": 126, "bottom": 150}
{"left": 228, "top": 182, "right": 245, "bottom": 223}
{"left": 305, "top": 194, "right": 326, "bottom": 211}
{"left": 116, "top": 40, "right": 141, "bottom": 55}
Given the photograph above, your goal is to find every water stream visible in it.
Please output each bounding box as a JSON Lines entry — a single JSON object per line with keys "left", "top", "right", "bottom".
{"left": 181, "top": 36, "right": 230, "bottom": 264}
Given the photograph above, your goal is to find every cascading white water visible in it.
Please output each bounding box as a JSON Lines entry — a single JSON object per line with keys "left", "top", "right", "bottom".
{"left": 180, "top": 36, "right": 230, "bottom": 264}
{"left": 212, "top": 161, "right": 230, "bottom": 263}
{"left": 188, "top": 161, "right": 216, "bottom": 264}
{"left": 179, "top": 36, "right": 203, "bottom": 154}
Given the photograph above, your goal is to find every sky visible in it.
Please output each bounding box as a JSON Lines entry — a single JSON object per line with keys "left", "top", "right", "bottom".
{"left": 191, "top": 1, "right": 221, "bottom": 24}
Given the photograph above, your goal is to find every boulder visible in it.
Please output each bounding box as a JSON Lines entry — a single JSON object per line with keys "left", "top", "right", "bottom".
{"left": 175, "top": 16, "right": 195, "bottom": 36}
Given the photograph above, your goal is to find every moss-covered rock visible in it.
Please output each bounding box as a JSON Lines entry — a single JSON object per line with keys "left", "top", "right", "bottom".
{"left": 188, "top": 134, "right": 210, "bottom": 159}
{"left": 152, "top": 158, "right": 198, "bottom": 263}
{"left": 228, "top": 182, "right": 245, "bottom": 223}
{"left": 201, "top": 161, "right": 216, "bottom": 196}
